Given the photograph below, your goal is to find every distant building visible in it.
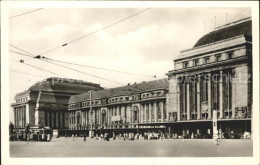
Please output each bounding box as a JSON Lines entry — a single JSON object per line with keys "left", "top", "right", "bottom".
{"left": 11, "top": 77, "right": 103, "bottom": 130}
{"left": 68, "top": 79, "right": 169, "bottom": 134}
{"left": 166, "top": 17, "right": 252, "bottom": 138}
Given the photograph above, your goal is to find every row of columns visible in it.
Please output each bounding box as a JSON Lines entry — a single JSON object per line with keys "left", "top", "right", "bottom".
{"left": 69, "top": 101, "right": 167, "bottom": 129}
{"left": 107, "top": 105, "right": 128, "bottom": 125}
{"left": 14, "top": 106, "right": 26, "bottom": 128}
{"left": 177, "top": 71, "right": 228, "bottom": 121}
{"left": 45, "top": 111, "right": 65, "bottom": 129}
{"left": 140, "top": 101, "right": 166, "bottom": 123}
{"left": 69, "top": 109, "right": 103, "bottom": 129}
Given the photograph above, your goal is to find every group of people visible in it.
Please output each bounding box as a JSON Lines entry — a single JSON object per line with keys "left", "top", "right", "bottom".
{"left": 65, "top": 131, "right": 192, "bottom": 142}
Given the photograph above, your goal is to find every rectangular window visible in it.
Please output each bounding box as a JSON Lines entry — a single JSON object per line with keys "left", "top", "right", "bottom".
{"left": 183, "top": 62, "right": 189, "bottom": 68}
{"left": 228, "top": 51, "right": 233, "bottom": 59}
{"left": 216, "top": 54, "right": 221, "bottom": 62}
{"left": 204, "top": 57, "right": 210, "bottom": 64}
{"left": 193, "top": 59, "right": 198, "bottom": 66}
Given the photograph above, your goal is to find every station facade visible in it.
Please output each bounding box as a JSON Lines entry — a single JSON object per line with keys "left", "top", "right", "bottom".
{"left": 11, "top": 17, "right": 252, "bottom": 139}
{"left": 166, "top": 17, "right": 252, "bottom": 138}
{"left": 68, "top": 79, "right": 169, "bottom": 135}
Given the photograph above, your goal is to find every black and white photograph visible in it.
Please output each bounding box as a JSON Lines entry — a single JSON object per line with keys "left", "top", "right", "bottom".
{"left": 1, "top": 1, "right": 259, "bottom": 165}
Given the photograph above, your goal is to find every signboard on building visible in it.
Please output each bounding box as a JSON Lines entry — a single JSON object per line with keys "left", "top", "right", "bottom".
{"left": 111, "top": 116, "right": 121, "bottom": 121}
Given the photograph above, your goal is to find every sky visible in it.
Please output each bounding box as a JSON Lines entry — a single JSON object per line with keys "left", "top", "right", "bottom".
{"left": 8, "top": 7, "right": 251, "bottom": 122}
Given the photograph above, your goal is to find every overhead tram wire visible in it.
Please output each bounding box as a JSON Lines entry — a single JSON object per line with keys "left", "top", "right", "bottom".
{"left": 9, "top": 44, "right": 35, "bottom": 57}
{"left": 10, "top": 49, "right": 156, "bottom": 79}
{"left": 9, "top": 45, "right": 129, "bottom": 85}
{"left": 43, "top": 57, "right": 156, "bottom": 78}
{"left": 10, "top": 50, "right": 34, "bottom": 58}
{"left": 9, "top": 8, "right": 44, "bottom": 19}
{"left": 10, "top": 59, "right": 64, "bottom": 77}
{"left": 41, "top": 59, "right": 123, "bottom": 85}
{"left": 38, "top": 8, "right": 152, "bottom": 56}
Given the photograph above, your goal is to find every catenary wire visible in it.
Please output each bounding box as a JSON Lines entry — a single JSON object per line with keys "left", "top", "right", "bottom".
{"left": 9, "top": 44, "right": 34, "bottom": 56}
{"left": 39, "top": 8, "right": 152, "bottom": 56}
{"left": 9, "top": 8, "right": 44, "bottom": 19}
{"left": 43, "top": 57, "right": 156, "bottom": 78}
{"left": 10, "top": 59, "right": 64, "bottom": 77}
{"left": 42, "top": 59, "right": 123, "bottom": 85}
{"left": 10, "top": 49, "right": 157, "bottom": 78}
{"left": 10, "top": 45, "right": 155, "bottom": 84}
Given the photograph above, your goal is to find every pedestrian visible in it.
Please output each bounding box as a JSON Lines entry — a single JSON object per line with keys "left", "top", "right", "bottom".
{"left": 72, "top": 134, "right": 74, "bottom": 141}
{"left": 26, "top": 132, "right": 30, "bottom": 144}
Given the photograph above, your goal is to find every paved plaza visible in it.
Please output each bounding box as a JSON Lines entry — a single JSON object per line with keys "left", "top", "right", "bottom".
{"left": 10, "top": 137, "right": 253, "bottom": 157}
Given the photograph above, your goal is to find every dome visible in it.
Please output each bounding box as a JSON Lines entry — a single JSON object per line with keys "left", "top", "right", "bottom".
{"left": 194, "top": 17, "right": 252, "bottom": 48}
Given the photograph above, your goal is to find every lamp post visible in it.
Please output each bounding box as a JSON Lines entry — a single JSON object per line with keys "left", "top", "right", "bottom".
{"left": 213, "top": 109, "right": 218, "bottom": 145}
{"left": 89, "top": 90, "right": 94, "bottom": 138}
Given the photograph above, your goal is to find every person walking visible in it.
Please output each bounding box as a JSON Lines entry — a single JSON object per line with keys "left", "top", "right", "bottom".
{"left": 72, "top": 134, "right": 74, "bottom": 141}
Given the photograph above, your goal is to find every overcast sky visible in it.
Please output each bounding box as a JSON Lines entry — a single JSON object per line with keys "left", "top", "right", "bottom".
{"left": 8, "top": 7, "right": 251, "bottom": 122}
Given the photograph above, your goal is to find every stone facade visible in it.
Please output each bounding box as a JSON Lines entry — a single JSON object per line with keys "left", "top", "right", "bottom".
{"left": 11, "top": 77, "right": 104, "bottom": 130}
{"left": 166, "top": 17, "right": 252, "bottom": 138}
{"left": 68, "top": 79, "right": 169, "bottom": 131}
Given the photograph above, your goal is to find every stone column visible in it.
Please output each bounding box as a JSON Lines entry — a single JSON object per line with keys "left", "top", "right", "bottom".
{"left": 16, "top": 107, "right": 19, "bottom": 128}
{"left": 143, "top": 104, "right": 146, "bottom": 123}
{"left": 13, "top": 107, "right": 16, "bottom": 128}
{"left": 208, "top": 73, "right": 212, "bottom": 119}
{"left": 26, "top": 104, "right": 29, "bottom": 125}
{"left": 60, "top": 112, "right": 63, "bottom": 128}
{"left": 18, "top": 107, "right": 20, "bottom": 128}
{"left": 46, "top": 111, "right": 49, "bottom": 127}
{"left": 160, "top": 102, "right": 164, "bottom": 122}
{"left": 117, "top": 106, "right": 120, "bottom": 116}
{"left": 24, "top": 106, "right": 26, "bottom": 127}
{"left": 52, "top": 112, "right": 55, "bottom": 128}
{"left": 56, "top": 112, "right": 59, "bottom": 128}
{"left": 21, "top": 108, "right": 23, "bottom": 127}
{"left": 219, "top": 70, "right": 223, "bottom": 119}
{"left": 149, "top": 103, "right": 152, "bottom": 123}
{"left": 154, "top": 102, "right": 158, "bottom": 122}
{"left": 166, "top": 101, "right": 169, "bottom": 121}
{"left": 197, "top": 77, "right": 201, "bottom": 120}
{"left": 23, "top": 107, "right": 25, "bottom": 127}
{"left": 107, "top": 108, "right": 109, "bottom": 125}
{"left": 140, "top": 104, "right": 143, "bottom": 123}
{"left": 177, "top": 83, "right": 181, "bottom": 121}
{"left": 21, "top": 107, "right": 23, "bottom": 128}
{"left": 187, "top": 83, "right": 190, "bottom": 120}
{"left": 121, "top": 106, "right": 125, "bottom": 123}
{"left": 99, "top": 109, "right": 102, "bottom": 125}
